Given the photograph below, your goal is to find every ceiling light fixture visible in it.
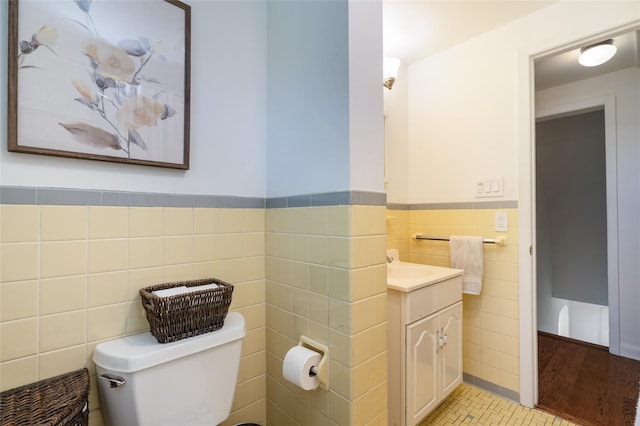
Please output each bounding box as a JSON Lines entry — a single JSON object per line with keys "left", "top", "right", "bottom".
{"left": 578, "top": 39, "right": 617, "bottom": 67}
{"left": 383, "top": 57, "right": 401, "bottom": 90}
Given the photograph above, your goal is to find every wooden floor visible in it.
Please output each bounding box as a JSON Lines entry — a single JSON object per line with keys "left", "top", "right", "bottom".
{"left": 537, "top": 331, "right": 640, "bottom": 426}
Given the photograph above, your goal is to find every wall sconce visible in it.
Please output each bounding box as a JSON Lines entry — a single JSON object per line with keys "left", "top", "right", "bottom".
{"left": 578, "top": 39, "right": 617, "bottom": 67}
{"left": 383, "top": 57, "right": 401, "bottom": 90}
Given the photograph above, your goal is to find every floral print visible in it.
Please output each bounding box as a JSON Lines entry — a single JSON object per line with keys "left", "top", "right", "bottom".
{"left": 20, "top": 0, "right": 178, "bottom": 159}
{"left": 71, "top": 80, "right": 97, "bottom": 107}
{"left": 18, "top": 25, "right": 58, "bottom": 68}
{"left": 84, "top": 39, "right": 136, "bottom": 83}
{"left": 116, "top": 96, "right": 165, "bottom": 130}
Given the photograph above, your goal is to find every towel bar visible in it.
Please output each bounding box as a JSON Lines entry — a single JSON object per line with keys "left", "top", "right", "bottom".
{"left": 414, "top": 234, "right": 508, "bottom": 247}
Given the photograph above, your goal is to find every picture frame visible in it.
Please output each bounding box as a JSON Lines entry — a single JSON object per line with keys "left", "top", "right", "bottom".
{"left": 7, "top": 0, "right": 191, "bottom": 169}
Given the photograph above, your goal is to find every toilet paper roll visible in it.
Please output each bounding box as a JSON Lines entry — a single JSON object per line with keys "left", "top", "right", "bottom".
{"left": 282, "top": 346, "right": 321, "bottom": 391}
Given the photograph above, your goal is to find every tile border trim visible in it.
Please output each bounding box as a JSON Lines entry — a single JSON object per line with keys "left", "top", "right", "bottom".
{"left": 0, "top": 186, "right": 386, "bottom": 208}
{"left": 463, "top": 373, "right": 520, "bottom": 403}
{"left": 387, "top": 200, "right": 518, "bottom": 210}
{"left": 266, "top": 190, "right": 386, "bottom": 208}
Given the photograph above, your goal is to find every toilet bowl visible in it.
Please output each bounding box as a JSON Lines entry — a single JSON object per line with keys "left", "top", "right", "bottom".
{"left": 93, "top": 312, "right": 245, "bottom": 426}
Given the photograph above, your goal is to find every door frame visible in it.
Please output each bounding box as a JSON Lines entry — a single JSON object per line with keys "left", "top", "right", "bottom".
{"left": 517, "top": 22, "right": 638, "bottom": 408}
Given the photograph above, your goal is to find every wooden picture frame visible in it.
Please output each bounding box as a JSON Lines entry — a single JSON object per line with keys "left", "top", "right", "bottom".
{"left": 7, "top": 0, "right": 191, "bottom": 169}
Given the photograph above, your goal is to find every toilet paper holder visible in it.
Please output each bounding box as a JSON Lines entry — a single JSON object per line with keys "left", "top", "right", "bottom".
{"left": 298, "top": 336, "right": 330, "bottom": 391}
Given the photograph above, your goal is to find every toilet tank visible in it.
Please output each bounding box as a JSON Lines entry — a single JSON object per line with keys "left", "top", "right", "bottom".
{"left": 93, "top": 312, "right": 245, "bottom": 426}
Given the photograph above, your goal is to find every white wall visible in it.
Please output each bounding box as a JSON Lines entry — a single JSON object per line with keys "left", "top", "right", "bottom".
{"left": 539, "top": 271, "right": 611, "bottom": 348}
{"left": 383, "top": 64, "right": 409, "bottom": 203}
{"left": 407, "top": 27, "right": 519, "bottom": 203}
{"left": 539, "top": 298, "right": 609, "bottom": 347}
{"left": 385, "top": 1, "right": 640, "bottom": 205}
{"left": 0, "top": 1, "right": 268, "bottom": 198}
{"left": 348, "top": 0, "right": 385, "bottom": 194}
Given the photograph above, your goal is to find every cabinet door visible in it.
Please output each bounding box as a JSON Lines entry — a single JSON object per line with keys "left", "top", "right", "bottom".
{"left": 405, "top": 312, "right": 440, "bottom": 426}
{"left": 440, "top": 301, "right": 463, "bottom": 396}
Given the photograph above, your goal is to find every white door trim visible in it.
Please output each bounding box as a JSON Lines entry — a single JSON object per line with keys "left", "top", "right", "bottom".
{"left": 517, "top": 24, "right": 636, "bottom": 406}
{"left": 517, "top": 48, "right": 537, "bottom": 408}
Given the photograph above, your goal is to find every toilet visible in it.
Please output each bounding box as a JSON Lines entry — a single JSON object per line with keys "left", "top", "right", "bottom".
{"left": 93, "top": 312, "right": 245, "bottom": 426}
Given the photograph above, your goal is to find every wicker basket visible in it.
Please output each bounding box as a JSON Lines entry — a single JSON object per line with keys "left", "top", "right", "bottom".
{"left": 0, "top": 368, "right": 89, "bottom": 426}
{"left": 140, "top": 277, "right": 234, "bottom": 343}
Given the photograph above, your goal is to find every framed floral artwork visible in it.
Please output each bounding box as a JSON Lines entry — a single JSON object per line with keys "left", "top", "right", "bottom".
{"left": 7, "top": 0, "right": 191, "bottom": 169}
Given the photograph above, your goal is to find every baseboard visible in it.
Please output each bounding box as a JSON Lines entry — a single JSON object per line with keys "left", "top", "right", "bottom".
{"left": 463, "top": 373, "right": 519, "bottom": 403}
{"left": 621, "top": 343, "right": 640, "bottom": 362}
{"left": 538, "top": 330, "right": 608, "bottom": 352}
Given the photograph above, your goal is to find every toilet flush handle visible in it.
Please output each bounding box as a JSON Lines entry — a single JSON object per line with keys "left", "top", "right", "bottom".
{"left": 100, "top": 374, "right": 126, "bottom": 388}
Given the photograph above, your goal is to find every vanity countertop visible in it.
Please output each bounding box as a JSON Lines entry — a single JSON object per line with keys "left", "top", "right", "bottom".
{"left": 387, "top": 261, "right": 463, "bottom": 292}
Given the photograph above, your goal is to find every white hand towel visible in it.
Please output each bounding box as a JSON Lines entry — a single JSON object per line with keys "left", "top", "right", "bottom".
{"left": 153, "top": 286, "right": 188, "bottom": 298}
{"left": 187, "top": 283, "right": 220, "bottom": 292}
{"left": 449, "top": 235, "right": 484, "bottom": 295}
{"left": 152, "top": 283, "right": 220, "bottom": 298}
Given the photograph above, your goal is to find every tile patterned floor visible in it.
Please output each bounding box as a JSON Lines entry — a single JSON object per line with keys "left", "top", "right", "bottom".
{"left": 420, "top": 383, "right": 577, "bottom": 425}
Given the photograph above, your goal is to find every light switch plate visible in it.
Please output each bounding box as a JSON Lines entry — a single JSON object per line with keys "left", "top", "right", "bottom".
{"left": 474, "top": 177, "right": 504, "bottom": 198}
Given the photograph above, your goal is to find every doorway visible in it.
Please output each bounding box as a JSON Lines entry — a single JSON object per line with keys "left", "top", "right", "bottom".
{"left": 531, "top": 70, "right": 629, "bottom": 426}
{"left": 533, "top": 92, "right": 620, "bottom": 358}
{"left": 535, "top": 108, "right": 609, "bottom": 347}
{"left": 523, "top": 24, "right": 640, "bottom": 413}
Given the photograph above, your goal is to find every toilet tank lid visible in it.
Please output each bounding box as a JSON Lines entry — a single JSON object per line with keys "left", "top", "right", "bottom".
{"left": 93, "top": 312, "right": 245, "bottom": 373}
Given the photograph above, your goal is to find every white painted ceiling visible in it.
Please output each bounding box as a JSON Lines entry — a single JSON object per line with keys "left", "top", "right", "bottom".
{"left": 383, "top": 0, "right": 640, "bottom": 90}
{"left": 534, "top": 31, "right": 639, "bottom": 90}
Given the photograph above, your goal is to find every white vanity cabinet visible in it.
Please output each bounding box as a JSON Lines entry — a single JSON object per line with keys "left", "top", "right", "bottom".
{"left": 387, "top": 267, "right": 463, "bottom": 426}
{"left": 405, "top": 301, "right": 462, "bottom": 424}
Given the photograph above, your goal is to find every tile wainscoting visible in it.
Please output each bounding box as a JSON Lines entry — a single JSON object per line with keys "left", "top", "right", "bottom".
{"left": 387, "top": 201, "right": 520, "bottom": 400}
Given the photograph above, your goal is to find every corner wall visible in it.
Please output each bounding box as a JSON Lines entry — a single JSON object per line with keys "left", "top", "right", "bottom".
{"left": 265, "top": 203, "right": 387, "bottom": 425}
{"left": 263, "top": 1, "right": 387, "bottom": 422}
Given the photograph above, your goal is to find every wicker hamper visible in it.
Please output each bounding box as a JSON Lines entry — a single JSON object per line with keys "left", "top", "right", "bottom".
{"left": 140, "top": 277, "right": 234, "bottom": 343}
{"left": 0, "top": 368, "right": 89, "bottom": 426}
